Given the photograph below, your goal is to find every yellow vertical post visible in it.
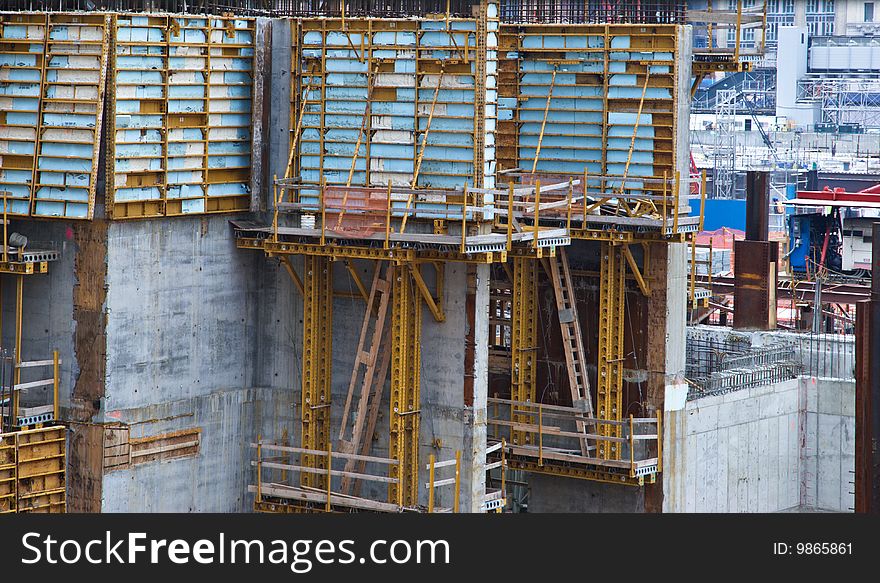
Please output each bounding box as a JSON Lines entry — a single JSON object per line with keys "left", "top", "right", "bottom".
{"left": 325, "top": 443, "right": 332, "bottom": 513}
{"left": 272, "top": 174, "right": 279, "bottom": 241}
{"left": 662, "top": 170, "right": 668, "bottom": 234}
{"left": 256, "top": 435, "right": 262, "bottom": 503}
{"left": 709, "top": 237, "right": 714, "bottom": 299}
{"left": 707, "top": 0, "right": 714, "bottom": 50}
{"left": 566, "top": 178, "right": 573, "bottom": 233}
{"left": 582, "top": 169, "right": 588, "bottom": 226}
{"left": 397, "top": 458, "right": 403, "bottom": 509}
{"left": 52, "top": 350, "right": 59, "bottom": 422}
{"left": 319, "top": 180, "right": 326, "bottom": 246}
{"left": 734, "top": 0, "right": 743, "bottom": 63}
{"left": 428, "top": 454, "right": 435, "bottom": 513}
{"left": 507, "top": 183, "right": 514, "bottom": 251}
{"left": 532, "top": 181, "right": 541, "bottom": 250}
{"left": 460, "top": 185, "right": 468, "bottom": 253}
{"left": 672, "top": 171, "right": 680, "bottom": 233}
{"left": 453, "top": 450, "right": 461, "bottom": 513}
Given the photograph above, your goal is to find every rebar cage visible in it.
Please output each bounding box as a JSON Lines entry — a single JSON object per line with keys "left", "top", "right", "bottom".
{"left": 3, "top": 0, "right": 687, "bottom": 22}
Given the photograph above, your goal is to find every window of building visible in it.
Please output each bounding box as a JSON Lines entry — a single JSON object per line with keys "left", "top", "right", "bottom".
{"left": 866, "top": 2, "right": 875, "bottom": 22}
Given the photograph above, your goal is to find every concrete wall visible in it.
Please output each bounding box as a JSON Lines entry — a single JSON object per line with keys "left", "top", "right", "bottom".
{"left": 799, "top": 376, "right": 855, "bottom": 512}
{"left": 2, "top": 221, "right": 78, "bottom": 410}
{"left": 664, "top": 379, "right": 801, "bottom": 512}
{"left": 95, "top": 215, "right": 295, "bottom": 512}
{"left": 528, "top": 474, "right": 644, "bottom": 513}
{"left": 668, "top": 326, "right": 856, "bottom": 513}
{"left": 663, "top": 375, "right": 856, "bottom": 513}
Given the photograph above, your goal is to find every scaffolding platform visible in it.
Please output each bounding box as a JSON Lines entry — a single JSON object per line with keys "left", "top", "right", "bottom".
{"left": 487, "top": 397, "right": 662, "bottom": 486}
{"left": 0, "top": 247, "right": 59, "bottom": 275}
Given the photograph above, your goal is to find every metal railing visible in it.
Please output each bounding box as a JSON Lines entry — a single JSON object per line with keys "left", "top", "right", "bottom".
{"left": 0, "top": 350, "right": 61, "bottom": 432}
{"left": 252, "top": 439, "right": 405, "bottom": 512}
{"left": 487, "top": 396, "right": 662, "bottom": 478}
{"left": 425, "top": 450, "right": 462, "bottom": 513}
{"left": 482, "top": 440, "right": 507, "bottom": 512}
{"left": 499, "top": 0, "right": 686, "bottom": 24}
{"left": 1, "top": 0, "right": 477, "bottom": 17}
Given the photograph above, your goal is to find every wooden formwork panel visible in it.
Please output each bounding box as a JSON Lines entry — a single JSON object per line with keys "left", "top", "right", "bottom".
{"left": 0, "top": 425, "right": 66, "bottom": 513}
{"left": 107, "top": 14, "right": 255, "bottom": 219}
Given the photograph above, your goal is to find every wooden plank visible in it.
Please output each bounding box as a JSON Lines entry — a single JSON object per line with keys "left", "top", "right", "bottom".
{"left": 130, "top": 440, "right": 200, "bottom": 459}
{"left": 489, "top": 418, "right": 624, "bottom": 443}
{"left": 488, "top": 397, "right": 625, "bottom": 425}
{"left": 509, "top": 444, "right": 658, "bottom": 470}
{"left": 251, "top": 460, "right": 399, "bottom": 484}
{"left": 252, "top": 442, "right": 397, "bottom": 465}
{"left": 17, "top": 405, "right": 54, "bottom": 417}
{"left": 247, "top": 483, "right": 401, "bottom": 513}
{"left": 338, "top": 263, "right": 385, "bottom": 443}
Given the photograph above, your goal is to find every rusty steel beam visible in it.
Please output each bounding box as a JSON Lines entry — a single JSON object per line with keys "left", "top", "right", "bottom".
{"left": 698, "top": 275, "right": 871, "bottom": 304}
{"left": 855, "top": 222, "right": 880, "bottom": 513}
{"left": 733, "top": 239, "right": 777, "bottom": 330}
{"left": 745, "top": 170, "right": 769, "bottom": 242}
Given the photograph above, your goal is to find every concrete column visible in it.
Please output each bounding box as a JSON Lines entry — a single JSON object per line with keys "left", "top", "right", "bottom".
{"left": 657, "top": 242, "right": 689, "bottom": 513}
{"left": 268, "top": 18, "right": 292, "bottom": 210}
{"left": 462, "top": 263, "right": 490, "bottom": 512}
{"left": 417, "top": 262, "right": 489, "bottom": 513}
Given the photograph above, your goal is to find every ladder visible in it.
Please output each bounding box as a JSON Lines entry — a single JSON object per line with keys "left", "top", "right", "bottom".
{"left": 338, "top": 264, "right": 394, "bottom": 493}
{"left": 547, "top": 247, "right": 595, "bottom": 455}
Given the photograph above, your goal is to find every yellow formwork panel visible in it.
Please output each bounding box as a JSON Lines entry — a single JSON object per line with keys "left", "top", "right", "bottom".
{"left": 0, "top": 425, "right": 66, "bottom": 513}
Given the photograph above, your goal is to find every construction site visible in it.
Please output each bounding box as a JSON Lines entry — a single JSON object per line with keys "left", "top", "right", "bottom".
{"left": 0, "top": 0, "right": 876, "bottom": 515}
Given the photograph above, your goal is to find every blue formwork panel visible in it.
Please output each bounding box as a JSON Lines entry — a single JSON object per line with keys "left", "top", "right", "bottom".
{"left": 295, "top": 18, "right": 479, "bottom": 192}
{"left": 108, "top": 14, "right": 255, "bottom": 218}
{"left": 503, "top": 25, "right": 678, "bottom": 197}
{"left": 14, "top": 13, "right": 110, "bottom": 219}
{"left": 0, "top": 13, "right": 48, "bottom": 216}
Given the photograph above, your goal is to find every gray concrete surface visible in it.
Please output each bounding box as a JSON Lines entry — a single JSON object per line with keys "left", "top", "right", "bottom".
{"left": 664, "top": 379, "right": 801, "bottom": 512}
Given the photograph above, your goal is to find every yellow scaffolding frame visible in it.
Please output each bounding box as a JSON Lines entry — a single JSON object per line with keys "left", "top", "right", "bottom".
{"left": 388, "top": 264, "right": 422, "bottom": 506}
{"left": 510, "top": 257, "right": 537, "bottom": 448}
{"left": 597, "top": 241, "right": 627, "bottom": 460}
{"left": 301, "top": 255, "right": 333, "bottom": 488}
